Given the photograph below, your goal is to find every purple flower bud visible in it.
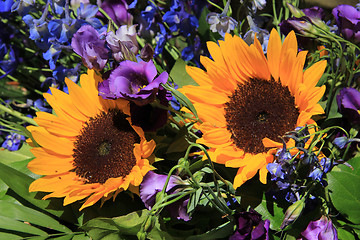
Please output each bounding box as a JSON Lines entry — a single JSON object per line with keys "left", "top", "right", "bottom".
{"left": 98, "top": 60, "right": 168, "bottom": 105}
{"left": 71, "top": 25, "right": 109, "bottom": 70}
{"left": 96, "top": 0, "right": 132, "bottom": 27}
{"left": 139, "top": 171, "right": 190, "bottom": 221}
{"left": 230, "top": 209, "right": 270, "bottom": 240}
{"left": 301, "top": 216, "right": 338, "bottom": 240}
{"left": 336, "top": 87, "right": 360, "bottom": 124}
{"left": 332, "top": 5, "right": 360, "bottom": 44}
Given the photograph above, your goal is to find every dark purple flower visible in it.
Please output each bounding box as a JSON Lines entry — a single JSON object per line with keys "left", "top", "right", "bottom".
{"left": 71, "top": 25, "right": 109, "bottom": 70}
{"left": 129, "top": 87, "right": 169, "bottom": 132}
{"left": 230, "top": 209, "right": 270, "bottom": 240}
{"left": 139, "top": 171, "right": 190, "bottom": 221}
{"left": 301, "top": 216, "right": 338, "bottom": 240}
{"left": 336, "top": 87, "right": 360, "bottom": 124}
{"left": 302, "top": 6, "right": 326, "bottom": 20}
{"left": 96, "top": 0, "right": 132, "bottom": 26}
{"left": 98, "top": 60, "right": 168, "bottom": 105}
{"left": 332, "top": 5, "right": 360, "bottom": 44}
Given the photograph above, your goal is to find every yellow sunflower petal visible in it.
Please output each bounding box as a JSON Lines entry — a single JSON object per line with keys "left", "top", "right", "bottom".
{"left": 27, "top": 126, "right": 74, "bottom": 156}
{"left": 267, "top": 29, "right": 282, "bottom": 80}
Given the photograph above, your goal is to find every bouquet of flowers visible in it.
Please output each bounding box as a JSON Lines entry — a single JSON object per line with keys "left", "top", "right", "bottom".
{"left": 1, "top": 0, "right": 360, "bottom": 239}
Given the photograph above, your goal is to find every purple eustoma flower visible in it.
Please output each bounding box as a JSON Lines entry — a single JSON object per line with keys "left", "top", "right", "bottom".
{"left": 71, "top": 25, "right": 109, "bottom": 70}
{"left": 337, "top": 87, "right": 360, "bottom": 124}
{"left": 301, "top": 216, "right": 338, "bottom": 240}
{"left": 96, "top": 0, "right": 132, "bottom": 27}
{"left": 98, "top": 60, "right": 168, "bottom": 105}
{"left": 140, "top": 171, "right": 190, "bottom": 221}
{"left": 230, "top": 209, "right": 270, "bottom": 240}
{"left": 333, "top": 5, "right": 360, "bottom": 44}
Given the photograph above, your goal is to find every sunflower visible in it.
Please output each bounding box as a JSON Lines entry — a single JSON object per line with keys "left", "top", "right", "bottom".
{"left": 180, "top": 29, "right": 326, "bottom": 189}
{"left": 27, "top": 69, "right": 156, "bottom": 210}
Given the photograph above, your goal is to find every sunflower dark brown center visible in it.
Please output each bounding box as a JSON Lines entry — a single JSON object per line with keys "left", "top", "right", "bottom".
{"left": 73, "top": 109, "right": 139, "bottom": 184}
{"left": 225, "top": 78, "right": 299, "bottom": 154}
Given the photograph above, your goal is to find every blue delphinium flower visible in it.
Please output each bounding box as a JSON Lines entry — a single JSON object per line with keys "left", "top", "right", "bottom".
{"left": 154, "top": 24, "right": 167, "bottom": 56}
{"left": 163, "top": 0, "right": 198, "bottom": 38}
{"left": 76, "top": 3, "right": 102, "bottom": 29}
{"left": 0, "top": 0, "right": 14, "bottom": 13}
{"left": 43, "top": 43, "right": 62, "bottom": 70}
{"left": 206, "top": 0, "right": 237, "bottom": 38}
{"left": 141, "top": 1, "right": 158, "bottom": 30}
{"left": 1, "top": 132, "right": 26, "bottom": 151}
{"left": 11, "top": 0, "right": 35, "bottom": 16}
{"left": 0, "top": 41, "right": 17, "bottom": 78}
{"left": 52, "top": 65, "right": 81, "bottom": 82}
{"left": 243, "top": 16, "right": 270, "bottom": 53}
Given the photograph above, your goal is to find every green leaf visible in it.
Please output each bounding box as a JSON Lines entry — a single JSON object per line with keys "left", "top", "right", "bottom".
{"left": 162, "top": 84, "right": 198, "bottom": 119}
{"left": 337, "top": 227, "right": 357, "bottom": 240}
{"left": 186, "top": 221, "right": 235, "bottom": 240}
{"left": 0, "top": 232, "right": 23, "bottom": 240}
{"left": 255, "top": 193, "right": 285, "bottom": 231}
{"left": 187, "top": 188, "right": 202, "bottom": 214}
{"left": 0, "top": 161, "right": 63, "bottom": 218}
{"left": 82, "top": 210, "right": 154, "bottom": 239}
{"left": 169, "top": 58, "right": 198, "bottom": 88}
{"left": 0, "top": 215, "right": 48, "bottom": 236}
{"left": 327, "top": 157, "right": 360, "bottom": 224}
{"left": 0, "top": 143, "right": 34, "bottom": 165}
{"left": 0, "top": 200, "right": 71, "bottom": 233}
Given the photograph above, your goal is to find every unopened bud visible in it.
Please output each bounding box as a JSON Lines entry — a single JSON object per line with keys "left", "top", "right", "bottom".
{"left": 281, "top": 199, "right": 305, "bottom": 229}
{"left": 286, "top": 3, "right": 305, "bottom": 18}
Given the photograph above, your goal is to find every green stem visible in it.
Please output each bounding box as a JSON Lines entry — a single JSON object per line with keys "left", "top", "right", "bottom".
{"left": 98, "top": 7, "right": 119, "bottom": 30}
{"left": 0, "top": 68, "right": 19, "bottom": 82}
{"left": 0, "top": 104, "right": 38, "bottom": 126}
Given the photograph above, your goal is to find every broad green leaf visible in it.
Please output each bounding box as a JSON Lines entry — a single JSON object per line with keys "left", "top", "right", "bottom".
{"left": 0, "top": 143, "right": 33, "bottom": 165}
{"left": 186, "top": 221, "right": 235, "bottom": 240}
{"left": 0, "top": 215, "right": 48, "bottom": 236}
{"left": 255, "top": 193, "right": 285, "bottom": 231}
{"left": 327, "top": 157, "right": 360, "bottom": 224}
{"left": 337, "top": 227, "right": 357, "bottom": 240}
{"left": 72, "top": 233, "right": 91, "bottom": 240}
{"left": 169, "top": 58, "right": 198, "bottom": 88}
{"left": 0, "top": 232, "right": 23, "bottom": 240}
{"left": 0, "top": 161, "right": 63, "bottom": 217}
{"left": 51, "top": 234, "right": 76, "bottom": 240}
{"left": 82, "top": 209, "right": 152, "bottom": 239}
{"left": 0, "top": 200, "right": 71, "bottom": 233}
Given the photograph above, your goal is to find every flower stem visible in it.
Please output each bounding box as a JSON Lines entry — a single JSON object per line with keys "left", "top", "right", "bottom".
{"left": 0, "top": 104, "right": 38, "bottom": 126}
